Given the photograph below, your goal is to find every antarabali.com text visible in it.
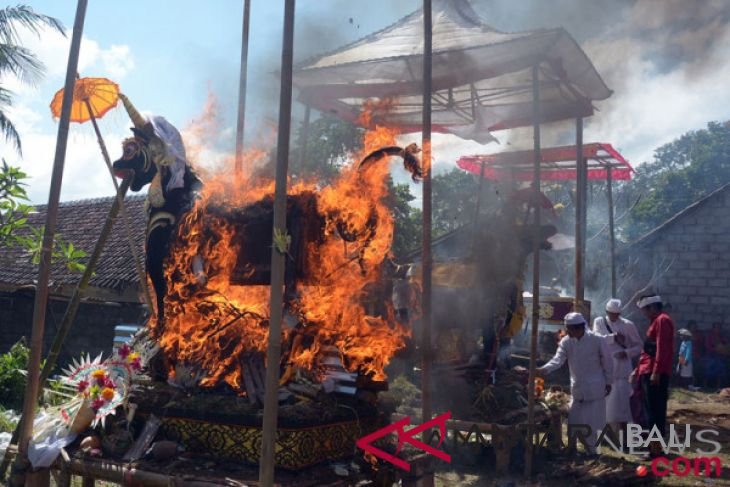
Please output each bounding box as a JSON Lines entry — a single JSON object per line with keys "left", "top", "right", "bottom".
{"left": 568, "top": 423, "right": 724, "bottom": 478}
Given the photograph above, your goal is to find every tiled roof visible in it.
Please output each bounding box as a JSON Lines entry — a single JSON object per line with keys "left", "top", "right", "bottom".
{"left": 0, "top": 195, "right": 146, "bottom": 294}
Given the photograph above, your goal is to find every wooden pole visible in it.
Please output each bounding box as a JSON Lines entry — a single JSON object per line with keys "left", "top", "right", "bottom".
{"left": 259, "top": 0, "right": 295, "bottom": 485}
{"left": 39, "top": 178, "right": 132, "bottom": 388}
{"left": 298, "top": 104, "right": 311, "bottom": 169}
{"left": 85, "top": 101, "right": 153, "bottom": 315}
{"left": 473, "top": 160, "right": 486, "bottom": 225}
{"left": 0, "top": 171, "right": 126, "bottom": 479}
{"left": 421, "top": 0, "right": 433, "bottom": 436}
{"left": 574, "top": 117, "right": 585, "bottom": 313}
{"left": 524, "top": 63, "right": 541, "bottom": 479}
{"left": 420, "top": 4, "right": 434, "bottom": 485}
{"left": 234, "top": 0, "right": 252, "bottom": 174}
{"left": 607, "top": 164, "right": 617, "bottom": 297}
{"left": 10, "top": 1, "right": 88, "bottom": 484}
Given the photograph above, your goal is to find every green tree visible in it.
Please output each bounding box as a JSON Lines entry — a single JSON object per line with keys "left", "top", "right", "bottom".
{"left": 292, "top": 115, "right": 363, "bottom": 183}
{"left": 0, "top": 5, "right": 65, "bottom": 154}
{"left": 387, "top": 179, "right": 421, "bottom": 259}
{"left": 0, "top": 159, "right": 30, "bottom": 247}
{"left": 432, "top": 168, "right": 479, "bottom": 237}
{"left": 0, "top": 160, "right": 86, "bottom": 271}
{"left": 618, "top": 121, "right": 730, "bottom": 238}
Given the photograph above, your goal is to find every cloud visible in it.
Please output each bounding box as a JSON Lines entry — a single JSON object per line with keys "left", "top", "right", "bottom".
{"left": 581, "top": 5, "right": 730, "bottom": 166}
{"left": 0, "top": 25, "right": 137, "bottom": 203}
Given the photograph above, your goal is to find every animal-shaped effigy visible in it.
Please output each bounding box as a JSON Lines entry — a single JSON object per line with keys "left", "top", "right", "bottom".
{"left": 112, "top": 96, "right": 422, "bottom": 382}
{"left": 112, "top": 95, "right": 203, "bottom": 325}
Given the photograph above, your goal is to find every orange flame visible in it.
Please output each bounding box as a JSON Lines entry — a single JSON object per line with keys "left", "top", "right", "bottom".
{"left": 150, "top": 97, "right": 411, "bottom": 392}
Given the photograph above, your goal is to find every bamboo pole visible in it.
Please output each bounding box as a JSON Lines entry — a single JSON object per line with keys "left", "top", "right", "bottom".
{"left": 234, "top": 0, "right": 252, "bottom": 175}
{"left": 574, "top": 117, "right": 585, "bottom": 313}
{"left": 607, "top": 164, "right": 617, "bottom": 297}
{"left": 473, "top": 160, "right": 486, "bottom": 225}
{"left": 259, "top": 0, "right": 295, "bottom": 485}
{"left": 85, "top": 100, "right": 153, "bottom": 315}
{"left": 419, "top": 4, "right": 433, "bottom": 484}
{"left": 421, "top": 0, "right": 433, "bottom": 436}
{"left": 10, "top": 1, "right": 88, "bottom": 484}
{"left": 38, "top": 177, "right": 132, "bottom": 388}
{"left": 298, "top": 104, "right": 311, "bottom": 169}
{"left": 524, "top": 63, "right": 542, "bottom": 479}
{"left": 0, "top": 179, "right": 132, "bottom": 487}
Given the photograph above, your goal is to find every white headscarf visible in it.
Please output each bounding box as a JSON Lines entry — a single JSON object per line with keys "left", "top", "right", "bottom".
{"left": 636, "top": 295, "right": 662, "bottom": 308}
{"left": 149, "top": 116, "right": 187, "bottom": 192}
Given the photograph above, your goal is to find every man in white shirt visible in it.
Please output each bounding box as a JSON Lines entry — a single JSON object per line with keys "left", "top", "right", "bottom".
{"left": 538, "top": 312, "right": 614, "bottom": 455}
{"left": 592, "top": 299, "right": 642, "bottom": 433}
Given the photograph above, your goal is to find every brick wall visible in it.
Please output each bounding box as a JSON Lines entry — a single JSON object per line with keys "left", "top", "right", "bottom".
{"left": 0, "top": 291, "right": 145, "bottom": 369}
{"left": 624, "top": 187, "right": 730, "bottom": 331}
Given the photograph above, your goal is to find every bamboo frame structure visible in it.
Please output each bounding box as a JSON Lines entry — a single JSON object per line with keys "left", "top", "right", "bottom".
{"left": 259, "top": 1, "right": 295, "bottom": 485}
{"left": 11, "top": 3, "right": 88, "bottom": 485}
{"left": 419, "top": 2, "right": 434, "bottom": 485}
{"left": 524, "top": 63, "right": 542, "bottom": 479}
{"left": 606, "top": 164, "right": 617, "bottom": 296}
{"left": 84, "top": 98, "right": 153, "bottom": 314}
{"left": 574, "top": 117, "right": 585, "bottom": 312}
{"left": 298, "top": 104, "right": 311, "bottom": 168}
{"left": 234, "top": 0, "right": 252, "bottom": 174}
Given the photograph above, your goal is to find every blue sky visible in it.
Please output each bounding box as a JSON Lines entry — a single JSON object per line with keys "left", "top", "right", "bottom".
{"left": 3, "top": 1, "right": 730, "bottom": 204}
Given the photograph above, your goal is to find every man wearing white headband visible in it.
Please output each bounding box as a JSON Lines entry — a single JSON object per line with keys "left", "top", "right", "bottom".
{"left": 635, "top": 293, "right": 675, "bottom": 458}
{"left": 592, "top": 299, "right": 641, "bottom": 431}
{"left": 538, "top": 312, "right": 614, "bottom": 455}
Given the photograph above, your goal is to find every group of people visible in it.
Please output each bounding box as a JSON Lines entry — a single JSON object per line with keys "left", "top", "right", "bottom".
{"left": 537, "top": 293, "right": 675, "bottom": 458}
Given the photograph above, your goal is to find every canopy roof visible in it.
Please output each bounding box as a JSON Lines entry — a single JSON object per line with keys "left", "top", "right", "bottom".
{"left": 294, "top": 0, "right": 611, "bottom": 140}
{"left": 457, "top": 143, "right": 634, "bottom": 181}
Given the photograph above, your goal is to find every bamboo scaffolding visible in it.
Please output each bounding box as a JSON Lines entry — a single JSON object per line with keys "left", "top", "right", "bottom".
{"left": 9, "top": 3, "right": 88, "bottom": 485}
{"left": 524, "top": 63, "right": 542, "bottom": 479}
{"left": 607, "top": 164, "right": 617, "bottom": 296}
{"left": 38, "top": 177, "right": 132, "bottom": 389}
{"left": 259, "top": 0, "right": 295, "bottom": 484}
{"left": 234, "top": 0, "right": 252, "bottom": 175}
{"left": 84, "top": 98, "right": 152, "bottom": 314}
{"left": 574, "top": 117, "right": 586, "bottom": 312}
{"left": 420, "top": 3, "right": 434, "bottom": 486}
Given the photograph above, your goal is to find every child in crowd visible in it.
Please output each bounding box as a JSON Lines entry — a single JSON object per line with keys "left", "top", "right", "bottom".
{"left": 676, "top": 328, "right": 693, "bottom": 388}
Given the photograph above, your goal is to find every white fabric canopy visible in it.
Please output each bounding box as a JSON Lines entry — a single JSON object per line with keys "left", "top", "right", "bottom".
{"left": 295, "top": 0, "right": 612, "bottom": 140}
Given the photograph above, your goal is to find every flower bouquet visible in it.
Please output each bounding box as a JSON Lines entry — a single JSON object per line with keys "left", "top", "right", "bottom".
{"left": 60, "top": 344, "right": 144, "bottom": 430}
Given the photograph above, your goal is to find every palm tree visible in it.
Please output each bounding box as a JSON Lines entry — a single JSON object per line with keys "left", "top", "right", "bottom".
{"left": 0, "top": 5, "right": 65, "bottom": 155}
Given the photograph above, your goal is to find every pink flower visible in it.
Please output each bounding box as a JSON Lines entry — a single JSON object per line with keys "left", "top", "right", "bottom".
{"left": 102, "top": 377, "right": 116, "bottom": 389}
{"left": 91, "top": 398, "right": 105, "bottom": 410}
{"left": 118, "top": 343, "right": 131, "bottom": 359}
{"left": 77, "top": 380, "right": 89, "bottom": 393}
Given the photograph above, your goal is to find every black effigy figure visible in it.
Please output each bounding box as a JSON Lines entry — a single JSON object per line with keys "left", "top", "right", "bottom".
{"left": 112, "top": 94, "right": 202, "bottom": 327}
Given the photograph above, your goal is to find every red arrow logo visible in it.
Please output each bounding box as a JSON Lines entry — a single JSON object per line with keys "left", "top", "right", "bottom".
{"left": 356, "top": 412, "right": 452, "bottom": 471}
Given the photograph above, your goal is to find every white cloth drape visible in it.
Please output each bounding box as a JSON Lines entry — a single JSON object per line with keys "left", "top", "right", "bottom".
{"left": 593, "top": 316, "right": 642, "bottom": 423}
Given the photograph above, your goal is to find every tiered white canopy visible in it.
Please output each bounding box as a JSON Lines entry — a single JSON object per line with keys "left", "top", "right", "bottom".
{"left": 294, "top": 0, "right": 611, "bottom": 141}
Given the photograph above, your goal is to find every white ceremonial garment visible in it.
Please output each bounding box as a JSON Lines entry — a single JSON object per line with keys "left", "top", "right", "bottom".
{"left": 540, "top": 331, "right": 614, "bottom": 454}
{"left": 592, "top": 316, "right": 642, "bottom": 423}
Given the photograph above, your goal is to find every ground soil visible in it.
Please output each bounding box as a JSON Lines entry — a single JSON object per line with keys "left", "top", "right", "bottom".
{"left": 430, "top": 388, "right": 730, "bottom": 486}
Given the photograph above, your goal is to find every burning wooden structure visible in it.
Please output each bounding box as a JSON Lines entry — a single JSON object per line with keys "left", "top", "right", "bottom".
{"left": 118, "top": 134, "right": 422, "bottom": 467}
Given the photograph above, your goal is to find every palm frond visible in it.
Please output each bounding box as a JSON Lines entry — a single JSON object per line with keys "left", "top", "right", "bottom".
{"left": 0, "top": 86, "right": 12, "bottom": 106}
{"left": 0, "top": 5, "right": 65, "bottom": 44}
{"left": 0, "top": 109, "right": 21, "bottom": 156}
{"left": 0, "top": 43, "right": 43, "bottom": 83}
